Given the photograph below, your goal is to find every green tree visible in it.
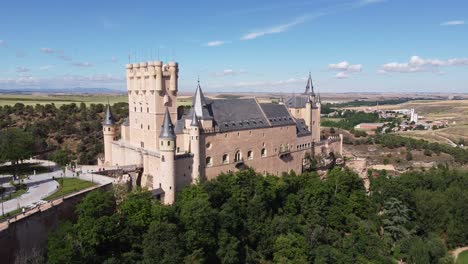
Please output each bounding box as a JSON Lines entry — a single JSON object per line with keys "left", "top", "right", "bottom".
{"left": 49, "top": 149, "right": 71, "bottom": 167}
{"left": 0, "top": 128, "right": 35, "bottom": 175}
{"left": 142, "top": 222, "right": 185, "bottom": 264}
{"left": 382, "top": 198, "right": 412, "bottom": 243}
{"left": 273, "top": 233, "right": 308, "bottom": 264}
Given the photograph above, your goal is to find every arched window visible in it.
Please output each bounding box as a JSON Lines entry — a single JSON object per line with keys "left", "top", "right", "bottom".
{"left": 206, "top": 157, "right": 213, "bottom": 167}
{"left": 235, "top": 150, "right": 242, "bottom": 162}
{"left": 247, "top": 150, "right": 253, "bottom": 160}
{"left": 261, "top": 148, "right": 267, "bottom": 157}
{"left": 222, "top": 154, "right": 229, "bottom": 164}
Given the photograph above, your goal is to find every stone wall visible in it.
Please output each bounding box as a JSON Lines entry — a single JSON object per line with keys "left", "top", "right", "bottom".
{"left": 0, "top": 184, "right": 112, "bottom": 263}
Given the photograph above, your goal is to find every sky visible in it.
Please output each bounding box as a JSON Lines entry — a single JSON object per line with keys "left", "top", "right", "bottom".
{"left": 0, "top": 0, "right": 467, "bottom": 93}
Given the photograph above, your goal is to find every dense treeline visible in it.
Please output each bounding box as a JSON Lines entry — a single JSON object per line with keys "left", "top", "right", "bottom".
{"left": 0, "top": 102, "right": 128, "bottom": 165}
{"left": 332, "top": 98, "right": 415, "bottom": 108}
{"left": 321, "top": 111, "right": 380, "bottom": 130}
{"left": 375, "top": 134, "right": 468, "bottom": 164}
{"left": 47, "top": 167, "right": 466, "bottom": 263}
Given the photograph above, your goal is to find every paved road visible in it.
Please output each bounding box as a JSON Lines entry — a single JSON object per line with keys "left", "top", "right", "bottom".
{"left": 1, "top": 160, "right": 114, "bottom": 215}
{"left": 451, "top": 246, "right": 468, "bottom": 262}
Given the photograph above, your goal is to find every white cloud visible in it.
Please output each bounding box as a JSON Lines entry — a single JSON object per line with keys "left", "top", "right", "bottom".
{"left": 71, "top": 62, "right": 93, "bottom": 67}
{"left": 0, "top": 40, "right": 6, "bottom": 47}
{"left": 0, "top": 74, "right": 125, "bottom": 89}
{"left": 205, "top": 40, "right": 226, "bottom": 47}
{"left": 16, "top": 66, "right": 30, "bottom": 73}
{"left": 328, "top": 61, "right": 363, "bottom": 79}
{"left": 111, "top": 57, "right": 118, "bottom": 63}
{"left": 441, "top": 20, "right": 465, "bottom": 26}
{"left": 336, "top": 72, "right": 349, "bottom": 79}
{"left": 215, "top": 69, "right": 247, "bottom": 76}
{"left": 40, "top": 47, "right": 54, "bottom": 54}
{"left": 241, "top": 15, "right": 310, "bottom": 40}
{"left": 380, "top": 56, "right": 468, "bottom": 73}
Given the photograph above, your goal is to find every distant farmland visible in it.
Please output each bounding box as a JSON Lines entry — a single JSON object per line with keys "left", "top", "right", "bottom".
{"left": 0, "top": 94, "right": 128, "bottom": 106}
{"left": 0, "top": 93, "right": 195, "bottom": 107}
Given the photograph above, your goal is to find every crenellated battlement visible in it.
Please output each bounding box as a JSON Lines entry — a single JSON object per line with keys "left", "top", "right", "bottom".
{"left": 125, "top": 60, "right": 178, "bottom": 92}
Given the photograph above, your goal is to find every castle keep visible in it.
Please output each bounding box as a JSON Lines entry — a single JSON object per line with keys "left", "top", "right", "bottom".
{"left": 100, "top": 61, "right": 342, "bottom": 204}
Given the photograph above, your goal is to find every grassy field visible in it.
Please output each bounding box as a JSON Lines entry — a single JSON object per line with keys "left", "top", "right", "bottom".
{"left": 457, "top": 250, "right": 468, "bottom": 264}
{"left": 0, "top": 94, "right": 128, "bottom": 106}
{"left": 0, "top": 188, "right": 27, "bottom": 202}
{"left": 44, "top": 178, "right": 95, "bottom": 200}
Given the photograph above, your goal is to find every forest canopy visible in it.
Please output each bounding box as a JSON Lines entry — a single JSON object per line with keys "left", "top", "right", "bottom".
{"left": 47, "top": 167, "right": 467, "bottom": 263}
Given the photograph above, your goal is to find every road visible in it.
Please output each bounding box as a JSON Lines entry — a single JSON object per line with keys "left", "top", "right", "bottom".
{"left": 1, "top": 160, "right": 114, "bottom": 215}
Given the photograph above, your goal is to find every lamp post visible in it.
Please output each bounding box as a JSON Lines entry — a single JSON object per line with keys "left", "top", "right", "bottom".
{"left": 1, "top": 191, "right": 4, "bottom": 217}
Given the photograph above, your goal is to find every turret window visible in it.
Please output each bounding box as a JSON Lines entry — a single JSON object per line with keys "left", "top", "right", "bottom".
{"left": 261, "top": 148, "right": 267, "bottom": 157}
{"left": 167, "top": 141, "right": 171, "bottom": 146}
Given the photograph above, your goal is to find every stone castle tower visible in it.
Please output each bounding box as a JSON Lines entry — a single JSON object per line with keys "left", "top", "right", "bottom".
{"left": 158, "top": 108, "right": 177, "bottom": 204}
{"left": 101, "top": 61, "right": 342, "bottom": 205}
{"left": 125, "top": 61, "right": 178, "bottom": 150}
{"left": 103, "top": 104, "right": 116, "bottom": 165}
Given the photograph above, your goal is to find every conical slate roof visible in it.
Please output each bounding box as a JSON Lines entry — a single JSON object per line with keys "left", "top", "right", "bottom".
{"left": 160, "top": 108, "right": 176, "bottom": 139}
{"left": 190, "top": 109, "right": 199, "bottom": 127}
{"left": 304, "top": 72, "right": 315, "bottom": 96}
{"left": 192, "top": 81, "right": 213, "bottom": 119}
{"left": 103, "top": 104, "right": 116, "bottom": 125}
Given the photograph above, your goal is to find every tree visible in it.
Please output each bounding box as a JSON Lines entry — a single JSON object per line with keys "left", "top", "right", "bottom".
{"left": 424, "top": 149, "right": 432, "bottom": 156}
{"left": 0, "top": 128, "right": 35, "bottom": 175}
{"left": 49, "top": 149, "right": 71, "bottom": 167}
{"left": 382, "top": 198, "right": 412, "bottom": 243}
{"left": 142, "top": 222, "right": 185, "bottom": 264}
{"left": 273, "top": 233, "right": 308, "bottom": 264}
{"left": 406, "top": 151, "right": 413, "bottom": 161}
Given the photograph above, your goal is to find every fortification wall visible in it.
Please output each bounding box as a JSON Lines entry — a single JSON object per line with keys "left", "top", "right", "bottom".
{"left": 0, "top": 184, "right": 111, "bottom": 263}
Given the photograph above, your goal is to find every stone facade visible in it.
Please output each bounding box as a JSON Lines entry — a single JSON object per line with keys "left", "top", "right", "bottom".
{"left": 100, "top": 61, "right": 343, "bottom": 204}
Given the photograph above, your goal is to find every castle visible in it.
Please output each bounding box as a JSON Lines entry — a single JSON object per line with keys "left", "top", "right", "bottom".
{"left": 100, "top": 61, "right": 343, "bottom": 204}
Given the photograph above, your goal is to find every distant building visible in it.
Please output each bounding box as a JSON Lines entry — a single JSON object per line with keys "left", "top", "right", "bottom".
{"left": 354, "top": 123, "right": 385, "bottom": 134}
{"left": 99, "top": 62, "right": 343, "bottom": 204}
{"left": 410, "top": 108, "right": 418, "bottom": 123}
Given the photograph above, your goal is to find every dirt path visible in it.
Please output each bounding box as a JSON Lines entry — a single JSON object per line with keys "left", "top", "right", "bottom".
{"left": 451, "top": 246, "right": 468, "bottom": 262}
{"left": 434, "top": 131, "right": 457, "bottom": 147}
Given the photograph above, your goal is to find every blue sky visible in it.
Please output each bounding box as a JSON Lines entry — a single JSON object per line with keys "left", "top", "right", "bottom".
{"left": 0, "top": 0, "right": 467, "bottom": 93}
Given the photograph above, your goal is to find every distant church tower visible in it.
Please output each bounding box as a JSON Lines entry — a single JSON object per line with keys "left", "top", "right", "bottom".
{"left": 158, "top": 108, "right": 177, "bottom": 204}
{"left": 103, "top": 104, "right": 116, "bottom": 165}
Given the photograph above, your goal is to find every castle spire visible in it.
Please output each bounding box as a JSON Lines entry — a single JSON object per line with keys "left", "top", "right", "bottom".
{"left": 304, "top": 72, "right": 315, "bottom": 95}
{"left": 192, "top": 80, "right": 212, "bottom": 119}
{"left": 160, "top": 107, "right": 176, "bottom": 139}
{"left": 103, "top": 103, "right": 115, "bottom": 125}
{"left": 190, "top": 108, "right": 199, "bottom": 127}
